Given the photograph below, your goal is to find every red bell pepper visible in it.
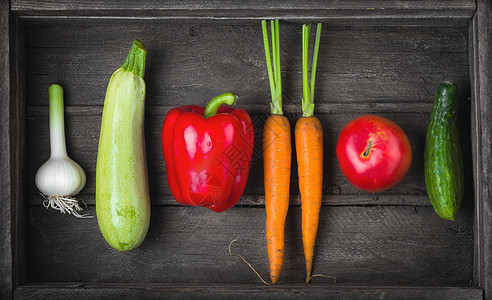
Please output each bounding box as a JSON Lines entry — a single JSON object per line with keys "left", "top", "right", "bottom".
{"left": 161, "top": 92, "right": 254, "bottom": 212}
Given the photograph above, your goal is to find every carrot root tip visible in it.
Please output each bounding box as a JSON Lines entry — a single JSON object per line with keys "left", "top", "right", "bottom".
{"left": 228, "top": 239, "right": 271, "bottom": 285}
{"left": 306, "top": 273, "right": 337, "bottom": 284}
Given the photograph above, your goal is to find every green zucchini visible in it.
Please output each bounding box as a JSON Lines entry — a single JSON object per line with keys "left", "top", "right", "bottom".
{"left": 96, "top": 40, "right": 150, "bottom": 251}
{"left": 424, "top": 81, "right": 464, "bottom": 221}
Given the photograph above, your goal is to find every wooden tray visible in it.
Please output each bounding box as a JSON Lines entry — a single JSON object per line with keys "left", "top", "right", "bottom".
{"left": 1, "top": 0, "right": 491, "bottom": 299}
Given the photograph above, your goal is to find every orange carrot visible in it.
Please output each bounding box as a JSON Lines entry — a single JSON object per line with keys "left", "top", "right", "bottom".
{"left": 297, "top": 23, "right": 323, "bottom": 283}
{"left": 296, "top": 117, "right": 323, "bottom": 282}
{"left": 262, "top": 19, "right": 291, "bottom": 284}
{"left": 264, "top": 115, "right": 291, "bottom": 284}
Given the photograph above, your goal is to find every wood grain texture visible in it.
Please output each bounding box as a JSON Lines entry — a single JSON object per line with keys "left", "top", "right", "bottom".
{"left": 14, "top": 284, "right": 483, "bottom": 300}
{"left": 23, "top": 24, "right": 471, "bottom": 107}
{"left": 3, "top": 1, "right": 482, "bottom": 298}
{"left": 21, "top": 21, "right": 476, "bottom": 293}
{"left": 0, "top": 1, "right": 27, "bottom": 299}
{"left": 10, "top": 0, "right": 476, "bottom": 24}
{"left": 23, "top": 23, "right": 473, "bottom": 205}
{"left": 25, "top": 108, "right": 474, "bottom": 209}
{"left": 28, "top": 193, "right": 433, "bottom": 207}
{"left": 12, "top": 21, "right": 27, "bottom": 300}
{"left": 0, "top": 1, "right": 13, "bottom": 297}
{"left": 471, "top": 0, "right": 492, "bottom": 298}
{"left": 27, "top": 205, "right": 474, "bottom": 286}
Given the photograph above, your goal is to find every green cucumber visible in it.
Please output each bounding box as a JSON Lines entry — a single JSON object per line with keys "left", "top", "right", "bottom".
{"left": 424, "top": 81, "right": 464, "bottom": 221}
{"left": 96, "top": 40, "right": 150, "bottom": 251}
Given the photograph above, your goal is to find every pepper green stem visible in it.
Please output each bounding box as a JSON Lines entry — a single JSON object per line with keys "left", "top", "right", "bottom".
{"left": 120, "top": 39, "right": 147, "bottom": 79}
{"left": 49, "top": 84, "right": 68, "bottom": 158}
{"left": 204, "top": 92, "right": 237, "bottom": 118}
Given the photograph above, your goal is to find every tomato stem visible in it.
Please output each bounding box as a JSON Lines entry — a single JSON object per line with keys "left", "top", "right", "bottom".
{"left": 363, "top": 140, "right": 373, "bottom": 157}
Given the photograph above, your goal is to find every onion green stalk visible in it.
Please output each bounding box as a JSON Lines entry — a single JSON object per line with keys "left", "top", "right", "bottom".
{"left": 35, "top": 84, "right": 90, "bottom": 218}
{"left": 96, "top": 39, "right": 150, "bottom": 252}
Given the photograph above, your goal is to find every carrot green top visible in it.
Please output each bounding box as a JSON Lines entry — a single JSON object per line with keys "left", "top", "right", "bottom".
{"left": 262, "top": 20, "right": 283, "bottom": 116}
{"left": 302, "top": 23, "right": 322, "bottom": 118}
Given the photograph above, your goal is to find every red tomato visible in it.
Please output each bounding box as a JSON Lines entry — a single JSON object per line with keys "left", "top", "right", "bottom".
{"left": 336, "top": 115, "right": 412, "bottom": 193}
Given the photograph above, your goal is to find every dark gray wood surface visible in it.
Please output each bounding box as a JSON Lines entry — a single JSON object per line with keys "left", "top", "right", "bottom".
{"left": 471, "top": 0, "right": 492, "bottom": 299}
{"left": 23, "top": 24, "right": 472, "bottom": 201}
{"left": 13, "top": 284, "right": 484, "bottom": 300}
{"left": 27, "top": 205, "right": 474, "bottom": 286}
{"left": 3, "top": 0, "right": 491, "bottom": 299}
{"left": 0, "top": 0, "right": 27, "bottom": 299}
{"left": 24, "top": 24, "right": 470, "bottom": 107}
{"left": 0, "top": 1, "right": 13, "bottom": 298}
{"left": 21, "top": 20, "right": 476, "bottom": 290}
{"left": 24, "top": 110, "right": 468, "bottom": 203}
{"left": 10, "top": 0, "right": 476, "bottom": 25}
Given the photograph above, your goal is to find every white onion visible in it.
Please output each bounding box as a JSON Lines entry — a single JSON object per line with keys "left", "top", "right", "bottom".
{"left": 35, "top": 84, "right": 91, "bottom": 218}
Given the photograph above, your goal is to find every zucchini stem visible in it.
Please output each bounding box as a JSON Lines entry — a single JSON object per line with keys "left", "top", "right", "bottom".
{"left": 121, "top": 39, "right": 147, "bottom": 79}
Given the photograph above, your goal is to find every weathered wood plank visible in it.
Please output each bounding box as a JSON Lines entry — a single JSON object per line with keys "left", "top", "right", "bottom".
{"left": 26, "top": 205, "right": 474, "bottom": 286}
{"left": 28, "top": 193, "right": 434, "bottom": 207}
{"left": 470, "top": 0, "right": 492, "bottom": 298}
{"left": 27, "top": 110, "right": 467, "bottom": 200}
{"left": 10, "top": 20, "right": 27, "bottom": 300}
{"left": 24, "top": 24, "right": 470, "bottom": 107}
{"left": 0, "top": 1, "right": 13, "bottom": 297}
{"left": 13, "top": 2, "right": 480, "bottom": 297}
{"left": 11, "top": 0, "right": 478, "bottom": 12}
{"left": 22, "top": 22, "right": 473, "bottom": 206}
{"left": 10, "top": 0, "right": 476, "bottom": 24}
{"left": 14, "top": 284, "right": 484, "bottom": 300}
{"left": 0, "top": 1, "right": 27, "bottom": 299}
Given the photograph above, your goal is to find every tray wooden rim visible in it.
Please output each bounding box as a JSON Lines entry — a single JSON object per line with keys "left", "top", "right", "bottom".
{"left": 1, "top": 0, "right": 490, "bottom": 299}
